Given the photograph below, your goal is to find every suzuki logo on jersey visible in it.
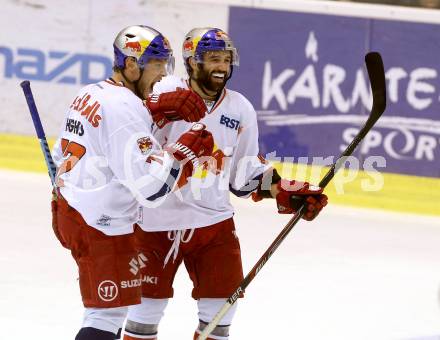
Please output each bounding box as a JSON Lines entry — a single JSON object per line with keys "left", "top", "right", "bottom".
{"left": 98, "top": 280, "right": 118, "bottom": 302}
{"left": 142, "top": 275, "right": 158, "bottom": 285}
{"left": 65, "top": 119, "right": 84, "bottom": 136}
{"left": 0, "top": 46, "right": 112, "bottom": 84}
{"left": 220, "top": 114, "right": 240, "bottom": 130}
{"left": 121, "top": 275, "right": 158, "bottom": 288}
{"left": 129, "top": 253, "right": 148, "bottom": 275}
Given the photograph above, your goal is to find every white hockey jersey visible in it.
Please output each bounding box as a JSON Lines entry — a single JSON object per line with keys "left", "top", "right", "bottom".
{"left": 52, "top": 79, "right": 181, "bottom": 235}
{"left": 138, "top": 76, "right": 271, "bottom": 231}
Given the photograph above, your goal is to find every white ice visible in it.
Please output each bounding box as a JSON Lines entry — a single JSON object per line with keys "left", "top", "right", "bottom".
{"left": 1, "top": 169, "right": 439, "bottom": 340}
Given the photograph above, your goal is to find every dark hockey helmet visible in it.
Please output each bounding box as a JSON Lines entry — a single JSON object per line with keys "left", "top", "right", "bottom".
{"left": 182, "top": 27, "right": 239, "bottom": 74}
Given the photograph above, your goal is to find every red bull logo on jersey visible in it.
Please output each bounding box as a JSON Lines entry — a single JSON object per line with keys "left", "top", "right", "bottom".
{"left": 137, "top": 137, "right": 153, "bottom": 155}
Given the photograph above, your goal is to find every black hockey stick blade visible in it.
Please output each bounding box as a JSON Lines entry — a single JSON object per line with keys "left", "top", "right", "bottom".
{"left": 362, "top": 52, "right": 386, "bottom": 129}
{"left": 197, "top": 52, "right": 387, "bottom": 340}
{"left": 319, "top": 51, "right": 386, "bottom": 188}
{"left": 365, "top": 52, "right": 386, "bottom": 118}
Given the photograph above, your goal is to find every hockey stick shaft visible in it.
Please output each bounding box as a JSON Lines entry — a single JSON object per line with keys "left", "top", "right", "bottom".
{"left": 197, "top": 52, "right": 386, "bottom": 340}
{"left": 20, "top": 80, "right": 57, "bottom": 188}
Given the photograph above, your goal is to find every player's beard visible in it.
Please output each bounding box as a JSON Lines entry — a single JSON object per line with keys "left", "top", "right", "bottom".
{"left": 196, "top": 67, "right": 228, "bottom": 97}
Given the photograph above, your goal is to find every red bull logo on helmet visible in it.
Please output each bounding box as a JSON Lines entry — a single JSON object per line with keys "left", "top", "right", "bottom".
{"left": 163, "top": 37, "right": 171, "bottom": 50}
{"left": 123, "top": 38, "right": 151, "bottom": 56}
{"left": 183, "top": 40, "right": 194, "bottom": 52}
{"left": 215, "top": 30, "right": 229, "bottom": 40}
{"left": 124, "top": 39, "right": 142, "bottom": 53}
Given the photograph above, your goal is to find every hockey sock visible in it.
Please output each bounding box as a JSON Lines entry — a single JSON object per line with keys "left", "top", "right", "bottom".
{"left": 194, "top": 320, "right": 230, "bottom": 340}
{"left": 123, "top": 320, "right": 158, "bottom": 340}
{"left": 75, "top": 327, "right": 117, "bottom": 340}
{"left": 193, "top": 331, "right": 227, "bottom": 340}
{"left": 123, "top": 336, "right": 157, "bottom": 340}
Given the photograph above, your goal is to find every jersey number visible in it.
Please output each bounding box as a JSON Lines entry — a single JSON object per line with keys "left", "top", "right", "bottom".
{"left": 56, "top": 138, "right": 86, "bottom": 185}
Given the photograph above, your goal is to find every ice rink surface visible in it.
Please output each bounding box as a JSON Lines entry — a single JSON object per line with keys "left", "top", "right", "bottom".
{"left": 1, "top": 169, "right": 439, "bottom": 340}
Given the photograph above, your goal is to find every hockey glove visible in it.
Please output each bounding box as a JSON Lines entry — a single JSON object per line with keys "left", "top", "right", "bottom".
{"left": 165, "top": 123, "right": 214, "bottom": 180}
{"left": 275, "top": 179, "right": 328, "bottom": 221}
{"left": 145, "top": 89, "right": 207, "bottom": 128}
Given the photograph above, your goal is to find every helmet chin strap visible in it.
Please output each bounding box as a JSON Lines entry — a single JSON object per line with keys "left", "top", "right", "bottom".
{"left": 226, "top": 65, "right": 234, "bottom": 82}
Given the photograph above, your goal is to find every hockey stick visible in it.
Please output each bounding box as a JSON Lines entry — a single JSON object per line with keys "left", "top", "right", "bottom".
{"left": 197, "top": 52, "right": 386, "bottom": 340}
{"left": 20, "top": 80, "right": 57, "bottom": 188}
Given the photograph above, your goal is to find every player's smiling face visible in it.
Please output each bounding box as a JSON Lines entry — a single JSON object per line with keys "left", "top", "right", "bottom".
{"left": 196, "top": 50, "right": 231, "bottom": 93}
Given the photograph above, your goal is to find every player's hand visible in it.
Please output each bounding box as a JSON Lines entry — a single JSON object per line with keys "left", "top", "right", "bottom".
{"left": 145, "top": 89, "right": 207, "bottom": 128}
{"left": 275, "top": 179, "right": 328, "bottom": 221}
{"left": 165, "top": 123, "right": 214, "bottom": 175}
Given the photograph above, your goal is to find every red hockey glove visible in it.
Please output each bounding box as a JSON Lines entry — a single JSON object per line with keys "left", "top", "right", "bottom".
{"left": 165, "top": 123, "right": 214, "bottom": 179}
{"left": 275, "top": 179, "right": 328, "bottom": 221}
{"left": 145, "top": 89, "right": 207, "bottom": 128}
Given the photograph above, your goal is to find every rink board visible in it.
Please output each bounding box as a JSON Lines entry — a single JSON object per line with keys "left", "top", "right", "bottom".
{"left": 228, "top": 5, "right": 440, "bottom": 180}
{"left": 1, "top": 133, "right": 439, "bottom": 216}
{"left": 1, "top": 2, "right": 439, "bottom": 216}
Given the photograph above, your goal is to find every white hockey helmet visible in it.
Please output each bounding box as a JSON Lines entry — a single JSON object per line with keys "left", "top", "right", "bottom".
{"left": 113, "top": 25, "right": 174, "bottom": 74}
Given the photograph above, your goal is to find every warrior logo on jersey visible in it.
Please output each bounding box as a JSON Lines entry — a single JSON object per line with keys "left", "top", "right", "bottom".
{"left": 137, "top": 137, "right": 153, "bottom": 155}
{"left": 97, "top": 280, "right": 118, "bottom": 302}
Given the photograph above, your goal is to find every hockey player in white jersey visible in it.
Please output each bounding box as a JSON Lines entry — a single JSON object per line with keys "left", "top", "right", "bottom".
{"left": 51, "top": 25, "right": 213, "bottom": 340}
{"left": 123, "top": 28, "right": 328, "bottom": 340}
